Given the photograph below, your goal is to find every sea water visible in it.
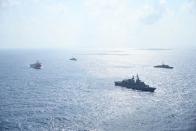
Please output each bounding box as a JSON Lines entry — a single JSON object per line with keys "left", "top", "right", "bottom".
{"left": 0, "top": 49, "right": 196, "bottom": 131}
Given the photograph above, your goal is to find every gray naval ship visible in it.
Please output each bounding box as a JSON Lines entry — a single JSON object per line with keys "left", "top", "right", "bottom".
{"left": 69, "top": 58, "right": 77, "bottom": 61}
{"left": 154, "top": 63, "right": 173, "bottom": 69}
{"left": 30, "top": 61, "right": 42, "bottom": 69}
{"left": 115, "top": 75, "right": 156, "bottom": 92}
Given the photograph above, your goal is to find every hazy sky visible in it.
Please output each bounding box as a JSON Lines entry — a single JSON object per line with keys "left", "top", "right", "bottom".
{"left": 0, "top": 0, "right": 196, "bottom": 49}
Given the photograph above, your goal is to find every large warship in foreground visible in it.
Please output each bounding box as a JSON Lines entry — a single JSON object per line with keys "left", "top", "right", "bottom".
{"left": 30, "top": 61, "right": 42, "bottom": 69}
{"left": 115, "top": 75, "right": 156, "bottom": 92}
{"left": 154, "top": 63, "right": 173, "bottom": 69}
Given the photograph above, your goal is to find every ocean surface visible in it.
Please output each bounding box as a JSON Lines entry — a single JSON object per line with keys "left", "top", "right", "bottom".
{"left": 0, "top": 48, "right": 196, "bottom": 131}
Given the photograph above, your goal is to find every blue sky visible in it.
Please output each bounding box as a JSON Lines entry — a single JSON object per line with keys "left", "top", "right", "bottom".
{"left": 0, "top": 0, "right": 195, "bottom": 49}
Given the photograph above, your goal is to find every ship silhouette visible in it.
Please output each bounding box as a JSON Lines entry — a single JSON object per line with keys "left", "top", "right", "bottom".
{"left": 30, "top": 61, "right": 42, "bottom": 69}
{"left": 115, "top": 75, "right": 156, "bottom": 92}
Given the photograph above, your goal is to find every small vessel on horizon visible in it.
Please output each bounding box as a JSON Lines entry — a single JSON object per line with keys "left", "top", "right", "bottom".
{"left": 69, "top": 58, "right": 77, "bottom": 61}
{"left": 115, "top": 75, "right": 156, "bottom": 92}
{"left": 154, "top": 63, "right": 173, "bottom": 69}
{"left": 30, "top": 61, "right": 42, "bottom": 69}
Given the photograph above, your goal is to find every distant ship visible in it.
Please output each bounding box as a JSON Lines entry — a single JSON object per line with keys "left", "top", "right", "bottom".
{"left": 115, "top": 75, "right": 156, "bottom": 92}
{"left": 154, "top": 63, "right": 173, "bottom": 69}
{"left": 30, "top": 61, "right": 42, "bottom": 69}
{"left": 69, "top": 58, "right": 77, "bottom": 61}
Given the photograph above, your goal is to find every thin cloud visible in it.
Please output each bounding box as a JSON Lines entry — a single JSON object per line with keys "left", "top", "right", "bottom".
{"left": 0, "top": 0, "right": 195, "bottom": 48}
{"left": 139, "top": 0, "right": 169, "bottom": 25}
{"left": 182, "top": 0, "right": 196, "bottom": 13}
{"left": 0, "top": 0, "right": 21, "bottom": 8}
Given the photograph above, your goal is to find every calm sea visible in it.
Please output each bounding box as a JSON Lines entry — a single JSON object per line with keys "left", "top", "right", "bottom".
{"left": 0, "top": 49, "right": 196, "bottom": 131}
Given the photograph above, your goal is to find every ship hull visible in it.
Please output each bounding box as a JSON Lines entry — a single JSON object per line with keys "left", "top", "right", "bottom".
{"left": 154, "top": 66, "right": 173, "bottom": 69}
{"left": 115, "top": 81, "right": 156, "bottom": 92}
{"left": 30, "top": 64, "right": 41, "bottom": 69}
{"left": 70, "top": 58, "right": 77, "bottom": 61}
